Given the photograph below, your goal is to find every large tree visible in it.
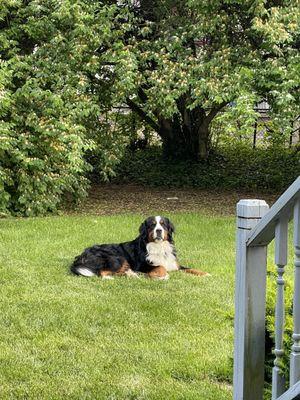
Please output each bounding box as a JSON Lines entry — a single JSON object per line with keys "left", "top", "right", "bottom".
{"left": 99, "top": 0, "right": 300, "bottom": 160}
{"left": 1, "top": 0, "right": 299, "bottom": 215}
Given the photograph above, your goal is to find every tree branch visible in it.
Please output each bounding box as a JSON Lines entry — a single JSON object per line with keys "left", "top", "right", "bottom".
{"left": 137, "top": 87, "right": 148, "bottom": 103}
{"left": 205, "top": 101, "right": 228, "bottom": 124}
{"left": 126, "top": 98, "right": 160, "bottom": 132}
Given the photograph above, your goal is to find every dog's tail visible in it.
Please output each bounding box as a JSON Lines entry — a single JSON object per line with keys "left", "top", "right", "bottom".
{"left": 179, "top": 265, "right": 210, "bottom": 277}
{"left": 70, "top": 256, "right": 97, "bottom": 277}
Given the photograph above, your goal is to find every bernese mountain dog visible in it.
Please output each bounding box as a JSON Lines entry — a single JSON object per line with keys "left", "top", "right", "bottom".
{"left": 71, "top": 216, "right": 207, "bottom": 280}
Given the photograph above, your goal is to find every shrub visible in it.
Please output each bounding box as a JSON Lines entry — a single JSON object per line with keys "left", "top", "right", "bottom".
{"left": 0, "top": 67, "right": 92, "bottom": 216}
{"left": 0, "top": 122, "right": 90, "bottom": 217}
{"left": 113, "top": 144, "right": 300, "bottom": 192}
{"left": 1, "top": 0, "right": 127, "bottom": 216}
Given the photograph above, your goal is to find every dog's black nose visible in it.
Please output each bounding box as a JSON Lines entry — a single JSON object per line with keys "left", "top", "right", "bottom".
{"left": 156, "top": 229, "right": 162, "bottom": 235}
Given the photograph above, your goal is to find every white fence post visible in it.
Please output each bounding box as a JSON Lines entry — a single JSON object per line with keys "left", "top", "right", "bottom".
{"left": 290, "top": 199, "right": 300, "bottom": 386}
{"left": 272, "top": 217, "right": 288, "bottom": 399}
{"left": 234, "top": 200, "right": 269, "bottom": 400}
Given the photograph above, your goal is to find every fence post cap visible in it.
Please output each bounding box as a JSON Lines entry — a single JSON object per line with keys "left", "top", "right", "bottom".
{"left": 237, "top": 199, "right": 269, "bottom": 219}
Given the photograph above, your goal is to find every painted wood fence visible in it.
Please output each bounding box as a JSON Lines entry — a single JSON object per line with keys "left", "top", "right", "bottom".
{"left": 234, "top": 176, "right": 300, "bottom": 400}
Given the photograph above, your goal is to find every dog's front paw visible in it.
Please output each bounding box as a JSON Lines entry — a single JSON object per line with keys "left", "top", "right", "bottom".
{"left": 125, "top": 269, "right": 140, "bottom": 278}
{"left": 147, "top": 266, "right": 169, "bottom": 280}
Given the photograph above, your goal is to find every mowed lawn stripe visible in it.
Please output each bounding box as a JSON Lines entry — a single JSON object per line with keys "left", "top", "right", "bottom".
{"left": 0, "top": 214, "right": 235, "bottom": 399}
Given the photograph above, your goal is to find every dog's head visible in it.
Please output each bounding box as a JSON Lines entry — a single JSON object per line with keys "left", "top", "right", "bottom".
{"left": 139, "top": 216, "right": 175, "bottom": 243}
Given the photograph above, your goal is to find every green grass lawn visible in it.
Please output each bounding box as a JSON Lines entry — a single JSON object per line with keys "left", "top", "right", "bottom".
{"left": 0, "top": 213, "right": 236, "bottom": 399}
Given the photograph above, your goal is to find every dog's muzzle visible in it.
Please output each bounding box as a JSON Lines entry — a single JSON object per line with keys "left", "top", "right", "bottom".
{"left": 154, "top": 229, "right": 164, "bottom": 241}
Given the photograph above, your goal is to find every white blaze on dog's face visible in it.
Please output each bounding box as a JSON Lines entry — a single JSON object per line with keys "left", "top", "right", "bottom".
{"left": 153, "top": 215, "right": 164, "bottom": 241}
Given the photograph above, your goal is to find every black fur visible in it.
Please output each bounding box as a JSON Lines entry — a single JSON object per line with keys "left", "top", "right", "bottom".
{"left": 71, "top": 216, "right": 176, "bottom": 277}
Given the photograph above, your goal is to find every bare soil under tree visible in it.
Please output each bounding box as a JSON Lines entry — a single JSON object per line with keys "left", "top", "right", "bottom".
{"left": 70, "top": 184, "right": 279, "bottom": 217}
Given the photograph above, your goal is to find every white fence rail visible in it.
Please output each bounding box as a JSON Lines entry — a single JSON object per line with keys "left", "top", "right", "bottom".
{"left": 234, "top": 177, "right": 300, "bottom": 400}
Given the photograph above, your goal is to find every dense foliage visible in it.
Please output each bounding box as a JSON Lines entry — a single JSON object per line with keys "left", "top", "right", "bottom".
{"left": 113, "top": 145, "right": 300, "bottom": 192}
{"left": 1, "top": 0, "right": 299, "bottom": 215}
{"left": 0, "top": 2, "right": 94, "bottom": 215}
{"left": 105, "top": 0, "right": 300, "bottom": 160}
{"left": 0, "top": 1, "right": 129, "bottom": 216}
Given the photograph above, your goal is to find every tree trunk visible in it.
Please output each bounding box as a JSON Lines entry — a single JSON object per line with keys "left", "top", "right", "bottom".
{"left": 158, "top": 113, "right": 210, "bottom": 161}
{"left": 126, "top": 96, "right": 223, "bottom": 161}
{"left": 198, "top": 132, "right": 209, "bottom": 160}
{"left": 198, "top": 121, "right": 210, "bottom": 161}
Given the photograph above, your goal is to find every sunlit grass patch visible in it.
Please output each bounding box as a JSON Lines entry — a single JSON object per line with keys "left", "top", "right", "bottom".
{"left": 0, "top": 213, "right": 235, "bottom": 399}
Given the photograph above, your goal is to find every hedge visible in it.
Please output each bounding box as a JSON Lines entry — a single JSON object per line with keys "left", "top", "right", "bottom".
{"left": 113, "top": 144, "right": 300, "bottom": 192}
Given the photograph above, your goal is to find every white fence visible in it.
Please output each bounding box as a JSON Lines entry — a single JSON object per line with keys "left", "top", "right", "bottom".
{"left": 234, "top": 177, "right": 300, "bottom": 400}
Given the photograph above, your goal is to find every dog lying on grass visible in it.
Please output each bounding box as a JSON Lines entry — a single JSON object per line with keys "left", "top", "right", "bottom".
{"left": 71, "top": 216, "right": 208, "bottom": 280}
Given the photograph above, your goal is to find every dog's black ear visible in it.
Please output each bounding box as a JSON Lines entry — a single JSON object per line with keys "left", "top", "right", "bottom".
{"left": 139, "top": 221, "right": 148, "bottom": 241}
{"left": 167, "top": 218, "right": 175, "bottom": 240}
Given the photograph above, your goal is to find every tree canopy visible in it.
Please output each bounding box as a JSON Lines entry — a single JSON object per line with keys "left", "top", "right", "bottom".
{"left": 103, "top": 0, "right": 300, "bottom": 159}
{"left": 0, "top": 0, "right": 299, "bottom": 215}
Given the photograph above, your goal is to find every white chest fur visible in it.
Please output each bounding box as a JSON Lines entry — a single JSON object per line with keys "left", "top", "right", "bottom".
{"left": 146, "top": 241, "right": 179, "bottom": 272}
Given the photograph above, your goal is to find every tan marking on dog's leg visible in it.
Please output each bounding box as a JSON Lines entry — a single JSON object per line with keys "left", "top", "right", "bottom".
{"left": 147, "top": 266, "right": 169, "bottom": 280}
{"left": 114, "top": 261, "right": 139, "bottom": 278}
{"left": 100, "top": 270, "right": 114, "bottom": 280}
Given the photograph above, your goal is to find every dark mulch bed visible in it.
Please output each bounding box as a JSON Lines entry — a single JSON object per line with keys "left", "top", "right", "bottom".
{"left": 69, "top": 184, "right": 279, "bottom": 217}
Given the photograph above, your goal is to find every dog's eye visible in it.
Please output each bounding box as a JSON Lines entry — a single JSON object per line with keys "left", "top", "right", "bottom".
{"left": 160, "top": 220, "right": 165, "bottom": 226}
